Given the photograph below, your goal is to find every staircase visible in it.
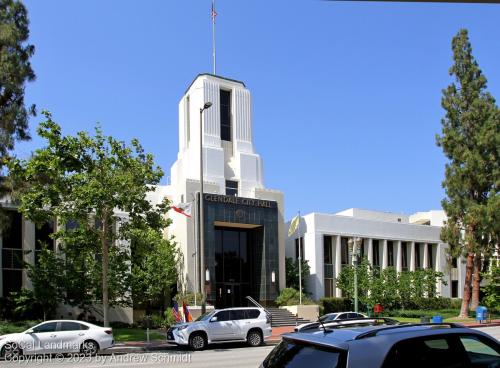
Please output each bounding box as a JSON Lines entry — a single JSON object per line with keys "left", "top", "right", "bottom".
{"left": 266, "top": 307, "right": 312, "bottom": 327}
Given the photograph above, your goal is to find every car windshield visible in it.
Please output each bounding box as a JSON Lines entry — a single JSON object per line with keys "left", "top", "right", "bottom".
{"left": 195, "top": 311, "right": 215, "bottom": 322}
{"left": 319, "top": 313, "right": 338, "bottom": 322}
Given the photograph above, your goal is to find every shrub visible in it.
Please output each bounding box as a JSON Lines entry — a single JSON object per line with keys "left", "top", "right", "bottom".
{"left": 275, "top": 288, "right": 314, "bottom": 306}
{"left": 173, "top": 292, "right": 203, "bottom": 306}
{"left": 109, "top": 321, "right": 132, "bottom": 329}
{"left": 320, "top": 297, "right": 353, "bottom": 314}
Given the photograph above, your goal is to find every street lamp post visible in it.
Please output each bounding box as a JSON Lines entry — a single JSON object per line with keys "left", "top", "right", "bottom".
{"left": 199, "top": 102, "right": 212, "bottom": 314}
{"left": 348, "top": 237, "right": 362, "bottom": 313}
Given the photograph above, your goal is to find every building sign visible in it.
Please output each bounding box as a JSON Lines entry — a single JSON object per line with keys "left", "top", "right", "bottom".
{"left": 204, "top": 194, "right": 277, "bottom": 209}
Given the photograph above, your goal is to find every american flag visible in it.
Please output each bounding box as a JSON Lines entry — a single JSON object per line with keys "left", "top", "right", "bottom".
{"left": 211, "top": 1, "right": 217, "bottom": 20}
{"left": 172, "top": 301, "right": 182, "bottom": 323}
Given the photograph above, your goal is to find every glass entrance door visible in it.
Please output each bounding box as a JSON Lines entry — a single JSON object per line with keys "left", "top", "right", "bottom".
{"left": 215, "top": 228, "right": 251, "bottom": 308}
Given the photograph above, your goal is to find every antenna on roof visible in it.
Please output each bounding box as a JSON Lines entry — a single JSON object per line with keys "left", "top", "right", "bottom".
{"left": 211, "top": 0, "right": 217, "bottom": 75}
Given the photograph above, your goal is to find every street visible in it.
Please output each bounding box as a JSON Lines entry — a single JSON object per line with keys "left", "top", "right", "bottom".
{"left": 1, "top": 344, "right": 275, "bottom": 368}
{"left": 1, "top": 327, "right": 498, "bottom": 368}
{"left": 477, "top": 326, "right": 500, "bottom": 341}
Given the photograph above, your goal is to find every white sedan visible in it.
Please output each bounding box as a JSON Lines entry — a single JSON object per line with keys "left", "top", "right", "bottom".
{"left": 0, "top": 320, "right": 114, "bottom": 358}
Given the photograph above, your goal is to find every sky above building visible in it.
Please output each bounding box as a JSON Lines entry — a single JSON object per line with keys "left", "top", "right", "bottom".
{"left": 19, "top": 0, "right": 500, "bottom": 220}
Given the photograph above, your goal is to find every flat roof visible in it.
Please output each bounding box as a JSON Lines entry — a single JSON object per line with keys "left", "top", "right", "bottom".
{"left": 184, "top": 73, "right": 246, "bottom": 95}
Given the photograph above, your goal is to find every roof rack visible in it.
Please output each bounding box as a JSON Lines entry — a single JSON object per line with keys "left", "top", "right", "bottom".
{"left": 299, "top": 317, "right": 402, "bottom": 332}
{"left": 354, "top": 322, "right": 463, "bottom": 340}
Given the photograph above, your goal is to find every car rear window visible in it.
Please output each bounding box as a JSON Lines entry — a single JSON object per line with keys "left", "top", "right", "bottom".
{"left": 262, "top": 339, "right": 345, "bottom": 368}
{"left": 247, "top": 309, "right": 260, "bottom": 319}
{"left": 60, "top": 322, "right": 84, "bottom": 331}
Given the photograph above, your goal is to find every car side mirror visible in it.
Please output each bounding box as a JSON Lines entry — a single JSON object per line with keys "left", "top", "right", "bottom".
{"left": 210, "top": 317, "right": 218, "bottom": 322}
{"left": 26, "top": 329, "right": 34, "bottom": 334}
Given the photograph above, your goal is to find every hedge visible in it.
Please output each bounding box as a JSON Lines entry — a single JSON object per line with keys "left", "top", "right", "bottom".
{"left": 321, "top": 297, "right": 462, "bottom": 314}
{"left": 320, "top": 297, "right": 353, "bottom": 314}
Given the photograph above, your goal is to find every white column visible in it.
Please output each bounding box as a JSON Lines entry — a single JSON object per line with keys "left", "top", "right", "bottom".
{"left": 367, "top": 238, "right": 373, "bottom": 266}
{"left": 409, "top": 241, "right": 416, "bottom": 272}
{"left": 396, "top": 240, "right": 402, "bottom": 273}
{"left": 22, "top": 218, "right": 36, "bottom": 290}
{"left": 423, "top": 243, "right": 429, "bottom": 269}
{"left": 436, "top": 243, "right": 443, "bottom": 295}
{"left": 335, "top": 235, "right": 342, "bottom": 297}
{"left": 382, "top": 239, "right": 388, "bottom": 270}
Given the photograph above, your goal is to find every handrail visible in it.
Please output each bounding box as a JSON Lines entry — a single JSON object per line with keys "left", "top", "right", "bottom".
{"left": 245, "top": 296, "right": 272, "bottom": 319}
{"left": 245, "top": 295, "right": 265, "bottom": 309}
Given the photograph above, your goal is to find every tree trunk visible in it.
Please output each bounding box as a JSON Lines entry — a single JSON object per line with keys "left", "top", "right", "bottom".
{"left": 102, "top": 215, "right": 110, "bottom": 327}
{"left": 459, "top": 252, "right": 474, "bottom": 318}
{"left": 471, "top": 253, "right": 482, "bottom": 311}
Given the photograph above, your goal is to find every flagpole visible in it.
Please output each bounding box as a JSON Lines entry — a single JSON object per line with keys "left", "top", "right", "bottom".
{"left": 212, "top": 0, "right": 216, "bottom": 75}
{"left": 193, "top": 195, "right": 198, "bottom": 307}
{"left": 298, "top": 211, "right": 302, "bottom": 305}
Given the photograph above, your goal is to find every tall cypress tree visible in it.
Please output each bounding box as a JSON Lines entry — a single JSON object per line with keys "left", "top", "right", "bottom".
{"left": 0, "top": 0, "right": 36, "bottom": 225}
{"left": 437, "top": 29, "right": 500, "bottom": 318}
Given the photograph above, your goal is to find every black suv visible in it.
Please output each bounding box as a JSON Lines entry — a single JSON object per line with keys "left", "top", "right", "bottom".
{"left": 260, "top": 323, "right": 500, "bottom": 368}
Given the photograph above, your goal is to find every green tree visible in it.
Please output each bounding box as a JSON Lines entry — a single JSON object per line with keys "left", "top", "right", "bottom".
{"left": 436, "top": 29, "right": 500, "bottom": 317}
{"left": 482, "top": 263, "right": 500, "bottom": 314}
{"left": 9, "top": 112, "right": 170, "bottom": 326}
{"left": 131, "top": 228, "right": 179, "bottom": 314}
{"left": 285, "top": 257, "right": 310, "bottom": 293}
{"left": 0, "top": 0, "right": 36, "bottom": 224}
{"left": 25, "top": 245, "right": 65, "bottom": 320}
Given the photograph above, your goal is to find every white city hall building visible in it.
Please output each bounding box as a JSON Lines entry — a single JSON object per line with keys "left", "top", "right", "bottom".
{"left": 286, "top": 208, "right": 465, "bottom": 301}
{"left": 151, "top": 74, "right": 286, "bottom": 308}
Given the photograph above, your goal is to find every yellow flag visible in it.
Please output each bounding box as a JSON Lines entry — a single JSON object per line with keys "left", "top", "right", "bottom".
{"left": 288, "top": 214, "right": 300, "bottom": 237}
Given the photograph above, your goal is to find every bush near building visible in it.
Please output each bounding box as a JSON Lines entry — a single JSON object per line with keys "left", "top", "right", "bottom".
{"left": 275, "top": 288, "right": 314, "bottom": 307}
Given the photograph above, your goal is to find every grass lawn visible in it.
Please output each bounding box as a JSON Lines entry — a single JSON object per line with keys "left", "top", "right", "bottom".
{"left": 112, "top": 328, "right": 165, "bottom": 342}
{"left": 391, "top": 316, "right": 476, "bottom": 324}
{"left": 0, "top": 320, "right": 41, "bottom": 335}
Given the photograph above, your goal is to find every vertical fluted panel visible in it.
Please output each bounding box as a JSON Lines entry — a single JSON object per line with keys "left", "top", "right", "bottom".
{"left": 203, "top": 80, "right": 220, "bottom": 146}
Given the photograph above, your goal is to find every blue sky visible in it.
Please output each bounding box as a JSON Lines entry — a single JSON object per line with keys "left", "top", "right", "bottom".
{"left": 19, "top": 0, "right": 500, "bottom": 220}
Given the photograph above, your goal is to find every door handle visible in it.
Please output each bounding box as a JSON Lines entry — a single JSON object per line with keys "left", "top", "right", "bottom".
{"left": 78, "top": 333, "right": 85, "bottom": 336}
{"left": 50, "top": 335, "right": 57, "bottom": 338}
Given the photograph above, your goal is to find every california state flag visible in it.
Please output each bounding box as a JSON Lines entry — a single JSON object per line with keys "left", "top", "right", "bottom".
{"left": 171, "top": 202, "right": 192, "bottom": 218}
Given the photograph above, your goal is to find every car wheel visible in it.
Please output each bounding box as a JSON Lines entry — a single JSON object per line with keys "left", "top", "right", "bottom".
{"left": 247, "top": 330, "right": 262, "bottom": 347}
{"left": 2, "top": 342, "right": 22, "bottom": 360}
{"left": 80, "top": 340, "right": 99, "bottom": 356}
{"left": 189, "top": 333, "right": 206, "bottom": 351}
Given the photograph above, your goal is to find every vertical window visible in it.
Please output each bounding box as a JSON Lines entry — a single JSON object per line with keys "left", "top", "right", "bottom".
{"left": 186, "top": 95, "right": 190, "bottom": 144}
{"left": 225, "top": 180, "right": 238, "bottom": 196}
{"left": 323, "top": 236, "right": 333, "bottom": 264}
{"left": 427, "top": 244, "right": 434, "bottom": 269}
{"left": 220, "top": 89, "right": 231, "bottom": 141}
{"left": 2, "top": 211, "right": 24, "bottom": 296}
{"left": 295, "top": 238, "right": 304, "bottom": 260}
{"left": 451, "top": 257, "right": 458, "bottom": 268}
{"left": 402, "top": 242, "right": 408, "bottom": 271}
{"left": 451, "top": 280, "right": 459, "bottom": 298}
{"left": 387, "top": 241, "right": 394, "bottom": 267}
{"left": 35, "top": 220, "right": 55, "bottom": 265}
{"left": 415, "top": 243, "right": 421, "bottom": 269}
{"left": 341, "top": 237, "right": 349, "bottom": 265}
{"left": 373, "top": 240, "right": 380, "bottom": 268}
{"left": 323, "top": 236, "right": 334, "bottom": 297}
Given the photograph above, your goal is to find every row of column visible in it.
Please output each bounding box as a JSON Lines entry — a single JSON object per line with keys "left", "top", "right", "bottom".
{"left": 332, "top": 236, "right": 439, "bottom": 297}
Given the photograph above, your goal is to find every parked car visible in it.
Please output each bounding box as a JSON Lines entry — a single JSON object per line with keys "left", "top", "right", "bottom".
{"left": 0, "top": 320, "right": 114, "bottom": 359}
{"left": 167, "top": 307, "right": 272, "bottom": 350}
{"left": 261, "top": 323, "right": 500, "bottom": 368}
{"left": 295, "top": 312, "right": 367, "bottom": 332}
{"left": 295, "top": 317, "right": 400, "bottom": 332}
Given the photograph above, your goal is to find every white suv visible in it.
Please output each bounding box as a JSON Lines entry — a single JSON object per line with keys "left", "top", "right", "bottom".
{"left": 167, "top": 307, "right": 272, "bottom": 350}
